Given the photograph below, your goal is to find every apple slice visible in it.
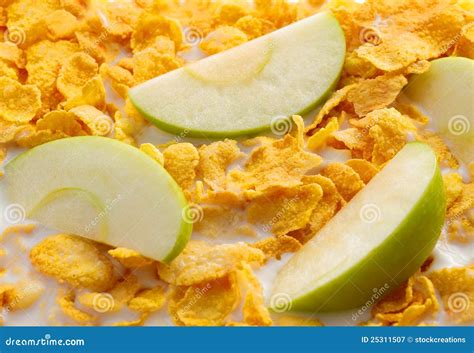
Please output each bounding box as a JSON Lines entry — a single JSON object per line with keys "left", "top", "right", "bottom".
{"left": 5, "top": 136, "right": 191, "bottom": 263}
{"left": 129, "top": 12, "right": 345, "bottom": 137}
{"left": 403, "top": 57, "right": 474, "bottom": 165}
{"left": 271, "top": 143, "right": 445, "bottom": 312}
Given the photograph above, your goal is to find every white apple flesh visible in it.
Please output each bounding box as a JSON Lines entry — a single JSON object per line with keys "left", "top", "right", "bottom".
{"left": 129, "top": 12, "right": 346, "bottom": 137}
{"left": 271, "top": 143, "right": 446, "bottom": 312}
{"left": 403, "top": 57, "right": 474, "bottom": 165}
{"left": 5, "top": 137, "right": 192, "bottom": 263}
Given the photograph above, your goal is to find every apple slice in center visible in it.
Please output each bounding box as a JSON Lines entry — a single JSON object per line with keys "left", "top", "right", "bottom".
{"left": 4, "top": 136, "right": 192, "bottom": 262}
{"left": 271, "top": 143, "right": 446, "bottom": 312}
{"left": 129, "top": 12, "right": 345, "bottom": 137}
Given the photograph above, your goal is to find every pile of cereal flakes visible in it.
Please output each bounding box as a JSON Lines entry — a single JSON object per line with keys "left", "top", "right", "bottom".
{"left": 0, "top": 0, "right": 473, "bottom": 326}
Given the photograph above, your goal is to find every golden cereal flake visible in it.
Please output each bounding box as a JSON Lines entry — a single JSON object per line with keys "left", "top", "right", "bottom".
{"left": 0, "top": 59, "right": 19, "bottom": 80}
{"left": 251, "top": 235, "right": 301, "bottom": 261}
{"left": 356, "top": 3, "right": 466, "bottom": 71}
{"left": 163, "top": 142, "right": 199, "bottom": 190}
{"left": 69, "top": 105, "right": 114, "bottom": 136}
{"left": 30, "top": 234, "right": 116, "bottom": 292}
{"left": 235, "top": 15, "right": 275, "bottom": 39}
{"left": 306, "top": 84, "right": 356, "bottom": 132}
{"left": 289, "top": 174, "right": 343, "bottom": 244}
{"left": 239, "top": 263, "right": 272, "bottom": 326}
{"left": 372, "top": 274, "right": 439, "bottom": 326}
{"left": 215, "top": 2, "right": 249, "bottom": 25}
{"left": 247, "top": 183, "right": 323, "bottom": 236}
{"left": 443, "top": 173, "right": 464, "bottom": 209}
{"left": 416, "top": 131, "right": 459, "bottom": 169}
{"left": 57, "top": 53, "right": 98, "bottom": 100}
{"left": 63, "top": 76, "right": 106, "bottom": 111}
{"left": 131, "top": 13, "right": 183, "bottom": 53}
{"left": 171, "top": 273, "right": 240, "bottom": 326}
{"left": 157, "top": 240, "right": 265, "bottom": 286}
{"left": 26, "top": 40, "right": 79, "bottom": 110}
{"left": 0, "top": 77, "right": 41, "bottom": 123}
{"left": 199, "top": 25, "right": 248, "bottom": 55}
{"left": 454, "top": 22, "right": 474, "bottom": 59}
{"left": 197, "top": 139, "right": 243, "bottom": 190}
{"left": 229, "top": 134, "right": 322, "bottom": 191}
{"left": 99, "top": 64, "right": 135, "bottom": 99}
{"left": 14, "top": 126, "right": 68, "bottom": 148}
{"left": 321, "top": 162, "right": 365, "bottom": 202}
{"left": 0, "top": 120, "right": 23, "bottom": 144}
{"left": 6, "top": 0, "right": 59, "bottom": 47}
{"left": 58, "top": 289, "right": 97, "bottom": 325}
{"left": 45, "top": 9, "right": 79, "bottom": 40}
{"left": 307, "top": 116, "right": 339, "bottom": 151}
{"left": 108, "top": 247, "right": 154, "bottom": 268}
{"left": 139, "top": 143, "right": 164, "bottom": 165}
{"left": 352, "top": 108, "right": 416, "bottom": 165}
{"left": 128, "top": 287, "right": 166, "bottom": 313}
{"left": 347, "top": 75, "right": 407, "bottom": 117}
{"left": 345, "top": 159, "right": 379, "bottom": 184}
{"left": 193, "top": 205, "right": 249, "bottom": 239}
{"left": 36, "top": 110, "right": 86, "bottom": 136}
{"left": 133, "top": 48, "right": 182, "bottom": 84}
{"left": 429, "top": 265, "right": 474, "bottom": 323}
{"left": 79, "top": 275, "right": 141, "bottom": 313}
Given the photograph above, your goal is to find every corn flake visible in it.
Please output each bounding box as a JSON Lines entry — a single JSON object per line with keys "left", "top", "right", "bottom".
{"left": 70, "top": 105, "right": 114, "bottom": 136}
{"left": 321, "top": 162, "right": 365, "bottom": 201}
{"left": 0, "top": 77, "right": 41, "bottom": 123}
{"left": 199, "top": 25, "right": 248, "bottom": 55}
{"left": 247, "top": 183, "right": 323, "bottom": 236}
{"left": 30, "top": 234, "right": 116, "bottom": 292}
{"left": 108, "top": 247, "right": 153, "bottom": 269}
{"left": 230, "top": 134, "right": 322, "bottom": 191}
{"left": 347, "top": 75, "right": 407, "bottom": 117}
{"left": 157, "top": 240, "right": 264, "bottom": 286}
{"left": 57, "top": 53, "right": 98, "bottom": 100}
{"left": 128, "top": 287, "right": 166, "bottom": 313}
{"left": 171, "top": 273, "right": 240, "bottom": 326}
{"left": 197, "top": 139, "right": 243, "bottom": 190}
{"left": 58, "top": 289, "right": 97, "bottom": 325}
{"left": 79, "top": 275, "right": 141, "bottom": 313}
{"left": 163, "top": 142, "right": 199, "bottom": 190}
{"left": 428, "top": 265, "right": 474, "bottom": 323}
{"left": 251, "top": 235, "right": 301, "bottom": 261}
{"left": 240, "top": 263, "right": 272, "bottom": 326}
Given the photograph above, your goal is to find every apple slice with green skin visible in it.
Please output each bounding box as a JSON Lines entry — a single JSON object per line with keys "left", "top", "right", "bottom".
{"left": 271, "top": 142, "right": 446, "bottom": 312}
{"left": 5, "top": 136, "right": 191, "bottom": 263}
{"left": 129, "top": 12, "right": 345, "bottom": 138}
{"left": 403, "top": 57, "right": 474, "bottom": 165}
